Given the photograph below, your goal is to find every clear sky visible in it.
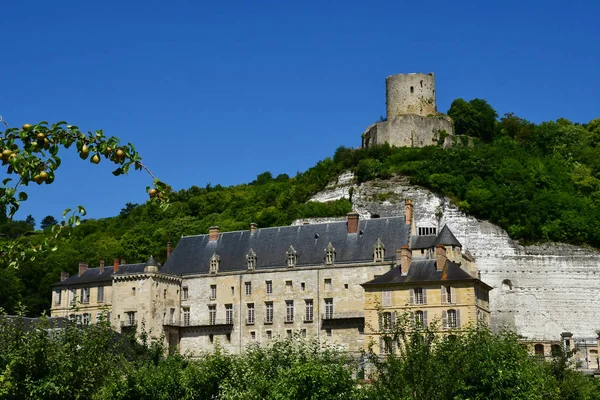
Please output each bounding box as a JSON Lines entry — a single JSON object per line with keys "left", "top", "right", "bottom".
{"left": 2, "top": 0, "right": 599, "bottom": 226}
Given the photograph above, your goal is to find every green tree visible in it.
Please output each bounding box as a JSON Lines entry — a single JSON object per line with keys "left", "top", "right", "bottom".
{"left": 39, "top": 215, "right": 58, "bottom": 230}
{"left": 25, "top": 215, "right": 35, "bottom": 228}
{"left": 448, "top": 98, "right": 498, "bottom": 141}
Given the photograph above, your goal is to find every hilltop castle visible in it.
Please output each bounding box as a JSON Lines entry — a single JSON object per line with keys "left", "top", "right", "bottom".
{"left": 361, "top": 73, "right": 455, "bottom": 148}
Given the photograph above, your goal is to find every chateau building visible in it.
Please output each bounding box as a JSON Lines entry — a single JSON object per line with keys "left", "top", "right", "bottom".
{"left": 51, "top": 200, "right": 490, "bottom": 355}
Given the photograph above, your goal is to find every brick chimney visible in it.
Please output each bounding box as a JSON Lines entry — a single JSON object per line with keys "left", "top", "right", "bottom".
{"left": 99, "top": 259, "right": 105, "bottom": 273}
{"left": 347, "top": 212, "right": 359, "bottom": 234}
{"left": 209, "top": 226, "right": 220, "bottom": 241}
{"left": 167, "top": 234, "right": 172, "bottom": 258}
{"left": 400, "top": 246, "right": 412, "bottom": 275}
{"left": 113, "top": 258, "right": 120, "bottom": 273}
{"left": 60, "top": 271, "right": 69, "bottom": 281}
{"left": 436, "top": 245, "right": 446, "bottom": 271}
{"left": 78, "top": 262, "right": 88, "bottom": 277}
{"left": 250, "top": 222, "right": 258, "bottom": 234}
{"left": 405, "top": 199, "right": 413, "bottom": 226}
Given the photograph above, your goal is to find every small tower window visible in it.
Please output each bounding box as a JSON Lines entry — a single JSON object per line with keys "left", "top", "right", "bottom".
{"left": 209, "top": 252, "right": 220, "bottom": 274}
{"left": 374, "top": 238, "right": 385, "bottom": 262}
{"left": 410, "top": 86, "right": 414, "bottom": 93}
{"left": 325, "top": 242, "right": 336, "bottom": 265}
{"left": 246, "top": 248, "right": 257, "bottom": 271}
{"left": 286, "top": 245, "right": 297, "bottom": 268}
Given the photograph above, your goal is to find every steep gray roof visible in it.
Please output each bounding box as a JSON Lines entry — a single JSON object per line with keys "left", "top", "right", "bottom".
{"left": 435, "top": 225, "right": 462, "bottom": 247}
{"left": 161, "top": 217, "right": 410, "bottom": 276}
{"left": 53, "top": 261, "right": 151, "bottom": 287}
{"left": 362, "top": 260, "right": 489, "bottom": 288}
{"left": 411, "top": 235, "right": 436, "bottom": 250}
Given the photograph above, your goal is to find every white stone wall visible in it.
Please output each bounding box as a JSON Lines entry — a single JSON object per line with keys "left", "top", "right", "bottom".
{"left": 307, "top": 172, "right": 600, "bottom": 340}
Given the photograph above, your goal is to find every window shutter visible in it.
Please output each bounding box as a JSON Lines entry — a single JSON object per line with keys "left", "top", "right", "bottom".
{"left": 442, "top": 310, "right": 447, "bottom": 329}
{"left": 383, "top": 290, "right": 391, "bottom": 307}
{"left": 378, "top": 314, "right": 382, "bottom": 331}
{"left": 456, "top": 309, "right": 461, "bottom": 328}
{"left": 451, "top": 287, "right": 456, "bottom": 304}
{"left": 410, "top": 311, "right": 415, "bottom": 325}
{"left": 392, "top": 311, "right": 397, "bottom": 328}
{"left": 409, "top": 288, "right": 414, "bottom": 305}
{"left": 423, "top": 311, "right": 428, "bottom": 327}
{"left": 441, "top": 286, "right": 447, "bottom": 304}
{"left": 423, "top": 288, "right": 427, "bottom": 305}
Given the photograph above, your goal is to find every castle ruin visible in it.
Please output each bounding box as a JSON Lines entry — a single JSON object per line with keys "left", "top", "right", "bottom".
{"left": 362, "top": 73, "right": 455, "bottom": 148}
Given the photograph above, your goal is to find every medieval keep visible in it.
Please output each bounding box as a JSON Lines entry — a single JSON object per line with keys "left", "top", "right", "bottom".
{"left": 361, "top": 72, "right": 455, "bottom": 148}
{"left": 51, "top": 199, "right": 491, "bottom": 355}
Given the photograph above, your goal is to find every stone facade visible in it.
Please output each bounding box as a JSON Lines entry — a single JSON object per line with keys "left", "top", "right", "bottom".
{"left": 362, "top": 73, "right": 455, "bottom": 149}
{"left": 307, "top": 172, "right": 600, "bottom": 343}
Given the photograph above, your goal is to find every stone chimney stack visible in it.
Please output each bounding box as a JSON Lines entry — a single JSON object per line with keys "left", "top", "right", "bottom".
{"left": 113, "top": 258, "right": 120, "bottom": 273}
{"left": 99, "top": 259, "right": 105, "bottom": 273}
{"left": 78, "top": 262, "right": 88, "bottom": 277}
{"left": 436, "top": 245, "right": 446, "bottom": 271}
{"left": 209, "top": 226, "right": 220, "bottom": 241}
{"left": 347, "top": 212, "right": 359, "bottom": 234}
{"left": 60, "top": 271, "right": 69, "bottom": 281}
{"left": 400, "top": 246, "right": 412, "bottom": 275}
{"left": 405, "top": 199, "right": 413, "bottom": 226}
{"left": 250, "top": 222, "right": 258, "bottom": 234}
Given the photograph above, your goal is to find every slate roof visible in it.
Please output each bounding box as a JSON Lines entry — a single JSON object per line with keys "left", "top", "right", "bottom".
{"left": 410, "top": 225, "right": 462, "bottom": 249}
{"left": 53, "top": 260, "right": 153, "bottom": 287}
{"left": 362, "top": 259, "right": 490, "bottom": 288}
{"left": 435, "top": 225, "right": 462, "bottom": 247}
{"left": 161, "top": 217, "right": 410, "bottom": 276}
{"left": 0, "top": 315, "right": 68, "bottom": 331}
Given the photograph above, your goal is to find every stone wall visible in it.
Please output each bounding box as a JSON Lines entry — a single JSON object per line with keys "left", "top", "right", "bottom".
{"left": 306, "top": 172, "right": 600, "bottom": 340}
{"left": 386, "top": 73, "right": 436, "bottom": 117}
{"left": 363, "top": 114, "right": 454, "bottom": 148}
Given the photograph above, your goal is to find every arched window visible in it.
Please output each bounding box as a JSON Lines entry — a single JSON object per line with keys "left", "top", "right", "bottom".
{"left": 502, "top": 279, "right": 513, "bottom": 291}
{"left": 410, "top": 86, "right": 414, "bottom": 94}
{"left": 286, "top": 245, "right": 297, "bottom": 268}
{"left": 443, "top": 309, "right": 460, "bottom": 329}
{"left": 209, "top": 252, "right": 220, "bottom": 274}
{"left": 374, "top": 238, "right": 385, "bottom": 262}
{"left": 246, "top": 248, "right": 256, "bottom": 271}
{"left": 325, "top": 242, "right": 336, "bottom": 265}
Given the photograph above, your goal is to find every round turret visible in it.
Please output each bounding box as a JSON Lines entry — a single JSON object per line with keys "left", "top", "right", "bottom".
{"left": 386, "top": 73, "right": 437, "bottom": 117}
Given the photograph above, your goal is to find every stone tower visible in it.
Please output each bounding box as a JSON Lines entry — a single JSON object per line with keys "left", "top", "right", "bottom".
{"left": 386, "top": 73, "right": 437, "bottom": 117}
{"left": 362, "top": 72, "right": 454, "bottom": 148}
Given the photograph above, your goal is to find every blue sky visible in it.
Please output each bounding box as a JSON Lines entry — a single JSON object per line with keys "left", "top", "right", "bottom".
{"left": 2, "top": 0, "right": 599, "bottom": 226}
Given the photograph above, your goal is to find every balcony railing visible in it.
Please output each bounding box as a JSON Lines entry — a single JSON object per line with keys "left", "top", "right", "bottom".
{"left": 120, "top": 320, "right": 137, "bottom": 327}
{"left": 321, "top": 311, "right": 365, "bottom": 320}
{"left": 163, "top": 318, "right": 234, "bottom": 328}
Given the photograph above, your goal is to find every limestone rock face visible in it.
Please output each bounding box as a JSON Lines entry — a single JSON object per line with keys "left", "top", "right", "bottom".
{"left": 299, "top": 172, "right": 600, "bottom": 340}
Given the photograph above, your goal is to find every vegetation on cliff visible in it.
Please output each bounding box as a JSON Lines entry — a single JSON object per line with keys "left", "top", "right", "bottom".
{"left": 1, "top": 101, "right": 600, "bottom": 315}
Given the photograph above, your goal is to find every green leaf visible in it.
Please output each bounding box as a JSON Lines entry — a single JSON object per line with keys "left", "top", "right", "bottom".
{"left": 62, "top": 208, "right": 72, "bottom": 217}
{"left": 18, "top": 192, "right": 27, "bottom": 201}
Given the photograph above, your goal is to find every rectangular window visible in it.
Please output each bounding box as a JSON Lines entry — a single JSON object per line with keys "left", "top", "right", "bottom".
{"left": 411, "top": 288, "right": 426, "bottom": 304}
{"left": 132, "top": 287, "right": 136, "bottom": 296}
{"left": 226, "top": 333, "right": 231, "bottom": 342}
{"left": 265, "top": 302, "right": 273, "bottom": 324}
{"left": 324, "top": 278, "right": 332, "bottom": 291}
{"left": 266, "top": 330, "right": 272, "bottom": 339}
{"left": 182, "top": 287, "right": 188, "bottom": 300}
{"left": 70, "top": 289, "right": 77, "bottom": 305}
{"left": 250, "top": 331, "right": 256, "bottom": 340}
{"left": 285, "top": 280, "right": 292, "bottom": 293}
{"left": 266, "top": 280, "right": 273, "bottom": 294}
{"left": 163, "top": 289, "right": 167, "bottom": 299}
{"left": 326, "top": 328, "right": 332, "bottom": 337}
{"left": 82, "top": 313, "right": 91, "bottom": 325}
{"left": 225, "top": 304, "right": 233, "bottom": 324}
{"left": 97, "top": 286, "right": 104, "bottom": 303}
{"left": 325, "top": 298, "right": 334, "bottom": 320}
{"left": 125, "top": 311, "right": 136, "bottom": 326}
{"left": 382, "top": 290, "right": 391, "bottom": 307}
{"left": 301, "top": 329, "right": 306, "bottom": 338}
{"left": 247, "top": 303, "right": 255, "bottom": 324}
{"left": 286, "top": 329, "right": 293, "bottom": 339}
{"left": 183, "top": 307, "right": 190, "bottom": 326}
{"left": 208, "top": 305, "right": 216, "bottom": 325}
{"left": 305, "top": 299, "right": 313, "bottom": 322}
{"left": 285, "top": 300, "right": 294, "bottom": 323}
{"left": 210, "top": 285, "right": 217, "bottom": 300}
{"left": 301, "top": 282, "right": 305, "bottom": 291}
{"left": 169, "top": 308, "right": 175, "bottom": 324}
{"left": 245, "top": 282, "right": 252, "bottom": 296}
{"left": 81, "top": 288, "right": 90, "bottom": 304}
{"left": 54, "top": 290, "right": 61, "bottom": 305}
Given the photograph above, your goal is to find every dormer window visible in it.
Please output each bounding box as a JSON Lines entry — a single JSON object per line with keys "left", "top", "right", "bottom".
{"left": 286, "top": 245, "right": 297, "bottom": 268}
{"left": 325, "top": 242, "right": 336, "bottom": 265}
{"left": 374, "top": 238, "right": 385, "bottom": 262}
{"left": 418, "top": 227, "right": 437, "bottom": 236}
{"left": 246, "top": 248, "right": 257, "bottom": 271}
{"left": 209, "top": 252, "right": 220, "bottom": 274}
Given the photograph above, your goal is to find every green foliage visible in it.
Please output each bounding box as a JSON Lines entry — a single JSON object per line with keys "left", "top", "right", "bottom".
{"left": 39, "top": 215, "right": 58, "bottom": 231}
{"left": 448, "top": 98, "right": 498, "bottom": 141}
